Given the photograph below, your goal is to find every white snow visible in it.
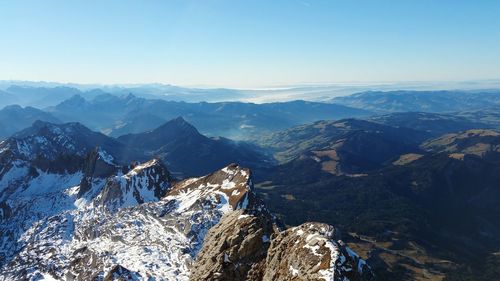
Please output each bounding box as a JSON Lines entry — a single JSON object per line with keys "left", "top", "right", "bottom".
{"left": 95, "top": 160, "right": 168, "bottom": 211}
{"left": 65, "top": 185, "right": 80, "bottom": 196}
{"left": 221, "top": 179, "right": 236, "bottom": 189}
{"left": 221, "top": 166, "right": 236, "bottom": 175}
{"left": 238, "top": 193, "right": 249, "bottom": 209}
{"left": 289, "top": 265, "right": 299, "bottom": 276}
{"left": 98, "top": 149, "right": 115, "bottom": 165}
{"left": 0, "top": 161, "right": 28, "bottom": 196}
{"left": 127, "top": 160, "right": 159, "bottom": 176}
{"left": 0, "top": 158, "right": 258, "bottom": 281}
{"left": 167, "top": 188, "right": 203, "bottom": 213}
{"left": 34, "top": 136, "right": 48, "bottom": 145}
{"left": 318, "top": 240, "right": 340, "bottom": 281}
{"left": 240, "top": 169, "right": 248, "bottom": 177}
{"left": 0, "top": 141, "right": 9, "bottom": 154}
{"left": 304, "top": 243, "right": 322, "bottom": 257}
{"left": 294, "top": 226, "right": 341, "bottom": 281}
{"left": 213, "top": 191, "right": 232, "bottom": 214}
{"left": 38, "top": 272, "right": 59, "bottom": 280}
{"left": 18, "top": 170, "right": 82, "bottom": 197}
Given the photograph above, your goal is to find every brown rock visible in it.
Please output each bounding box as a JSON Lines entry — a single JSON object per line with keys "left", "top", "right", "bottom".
{"left": 191, "top": 210, "right": 277, "bottom": 281}
{"left": 263, "top": 222, "right": 374, "bottom": 281}
{"left": 192, "top": 217, "right": 375, "bottom": 281}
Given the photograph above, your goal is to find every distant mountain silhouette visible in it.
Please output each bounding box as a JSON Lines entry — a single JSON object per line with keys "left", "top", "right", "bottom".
{"left": 332, "top": 90, "right": 500, "bottom": 113}
{"left": 370, "top": 111, "right": 492, "bottom": 136}
{"left": 0, "top": 105, "right": 61, "bottom": 139}
{"left": 118, "top": 117, "right": 270, "bottom": 176}
{"left": 48, "top": 94, "right": 372, "bottom": 139}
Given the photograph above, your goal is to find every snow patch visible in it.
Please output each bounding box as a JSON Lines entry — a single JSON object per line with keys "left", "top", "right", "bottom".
{"left": 98, "top": 149, "right": 115, "bottom": 165}
{"left": 238, "top": 214, "right": 250, "bottom": 220}
{"left": 289, "top": 265, "right": 299, "bottom": 276}
{"left": 221, "top": 167, "right": 236, "bottom": 175}
{"left": 221, "top": 179, "right": 236, "bottom": 189}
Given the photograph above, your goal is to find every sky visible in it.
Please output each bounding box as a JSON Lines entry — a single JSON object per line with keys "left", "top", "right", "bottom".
{"left": 0, "top": 0, "right": 499, "bottom": 88}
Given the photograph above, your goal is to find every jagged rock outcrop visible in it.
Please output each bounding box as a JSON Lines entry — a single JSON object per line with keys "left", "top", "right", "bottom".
{"left": 263, "top": 223, "right": 373, "bottom": 281}
{"left": 93, "top": 159, "right": 172, "bottom": 211}
{"left": 166, "top": 163, "right": 262, "bottom": 210}
{"left": 192, "top": 215, "right": 374, "bottom": 281}
{"left": 0, "top": 121, "right": 137, "bottom": 201}
{"left": 189, "top": 166, "right": 375, "bottom": 281}
{"left": 0, "top": 160, "right": 264, "bottom": 280}
{"left": 191, "top": 210, "right": 277, "bottom": 281}
{"left": 78, "top": 148, "right": 119, "bottom": 197}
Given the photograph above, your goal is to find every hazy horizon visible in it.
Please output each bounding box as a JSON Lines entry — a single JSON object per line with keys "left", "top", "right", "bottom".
{"left": 2, "top": 79, "right": 500, "bottom": 104}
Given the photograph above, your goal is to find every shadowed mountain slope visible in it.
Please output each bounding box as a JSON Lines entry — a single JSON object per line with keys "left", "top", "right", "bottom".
{"left": 0, "top": 105, "right": 61, "bottom": 139}
{"left": 118, "top": 117, "right": 271, "bottom": 176}
{"left": 257, "top": 128, "right": 500, "bottom": 280}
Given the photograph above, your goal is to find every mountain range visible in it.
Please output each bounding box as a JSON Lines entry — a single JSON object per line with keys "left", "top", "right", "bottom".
{"left": 331, "top": 90, "right": 500, "bottom": 113}
{"left": 45, "top": 93, "right": 371, "bottom": 140}
{"left": 0, "top": 120, "right": 373, "bottom": 281}
{"left": 0, "top": 119, "right": 270, "bottom": 178}
{"left": 2, "top": 85, "right": 500, "bottom": 280}
{"left": 2, "top": 87, "right": 500, "bottom": 142}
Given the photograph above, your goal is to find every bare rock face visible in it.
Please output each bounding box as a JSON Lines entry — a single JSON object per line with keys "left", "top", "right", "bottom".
{"left": 263, "top": 223, "right": 374, "bottom": 281}
{"left": 192, "top": 215, "right": 374, "bottom": 281}
{"left": 78, "top": 148, "right": 119, "bottom": 198}
{"left": 188, "top": 167, "right": 375, "bottom": 281}
{"left": 191, "top": 210, "right": 277, "bottom": 281}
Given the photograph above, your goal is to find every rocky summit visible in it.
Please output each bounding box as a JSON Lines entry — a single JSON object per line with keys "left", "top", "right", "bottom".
{"left": 0, "top": 123, "right": 374, "bottom": 280}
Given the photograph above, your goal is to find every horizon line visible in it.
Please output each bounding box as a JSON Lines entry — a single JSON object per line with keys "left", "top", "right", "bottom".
{"left": 2, "top": 78, "right": 500, "bottom": 91}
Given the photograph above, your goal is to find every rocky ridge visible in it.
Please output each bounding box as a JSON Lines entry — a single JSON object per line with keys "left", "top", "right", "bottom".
{"left": 0, "top": 122, "right": 374, "bottom": 280}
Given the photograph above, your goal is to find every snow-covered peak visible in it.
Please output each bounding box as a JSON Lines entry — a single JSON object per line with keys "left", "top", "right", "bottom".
{"left": 166, "top": 163, "right": 262, "bottom": 214}
{"left": 1, "top": 121, "right": 127, "bottom": 165}
{"left": 93, "top": 159, "right": 172, "bottom": 211}
{"left": 0, "top": 157, "right": 372, "bottom": 281}
{"left": 2, "top": 123, "right": 78, "bottom": 160}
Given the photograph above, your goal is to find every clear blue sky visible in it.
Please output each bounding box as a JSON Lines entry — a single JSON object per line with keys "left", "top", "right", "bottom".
{"left": 1, "top": 0, "right": 499, "bottom": 88}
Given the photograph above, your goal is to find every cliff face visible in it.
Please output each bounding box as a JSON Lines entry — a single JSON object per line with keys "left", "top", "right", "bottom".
{"left": 263, "top": 223, "right": 373, "bottom": 281}
{"left": 193, "top": 213, "right": 374, "bottom": 281}
{"left": 191, "top": 210, "right": 277, "bottom": 281}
